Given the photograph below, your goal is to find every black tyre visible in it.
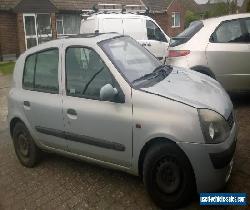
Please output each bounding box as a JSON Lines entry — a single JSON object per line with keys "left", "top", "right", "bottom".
{"left": 143, "top": 142, "right": 196, "bottom": 209}
{"left": 13, "top": 122, "right": 40, "bottom": 167}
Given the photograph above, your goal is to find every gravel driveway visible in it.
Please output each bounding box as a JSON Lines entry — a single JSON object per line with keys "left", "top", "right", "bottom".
{"left": 0, "top": 75, "right": 249, "bottom": 210}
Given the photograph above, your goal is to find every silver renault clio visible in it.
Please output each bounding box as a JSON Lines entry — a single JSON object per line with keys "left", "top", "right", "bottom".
{"left": 8, "top": 33, "right": 237, "bottom": 209}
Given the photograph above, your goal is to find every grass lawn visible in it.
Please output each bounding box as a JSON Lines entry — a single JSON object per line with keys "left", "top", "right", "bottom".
{"left": 0, "top": 62, "right": 15, "bottom": 75}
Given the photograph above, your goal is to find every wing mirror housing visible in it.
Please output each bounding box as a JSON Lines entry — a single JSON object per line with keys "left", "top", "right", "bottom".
{"left": 100, "top": 84, "right": 118, "bottom": 102}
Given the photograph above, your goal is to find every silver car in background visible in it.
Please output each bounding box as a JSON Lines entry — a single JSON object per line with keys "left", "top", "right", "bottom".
{"left": 167, "top": 13, "right": 250, "bottom": 92}
{"left": 8, "top": 34, "right": 237, "bottom": 209}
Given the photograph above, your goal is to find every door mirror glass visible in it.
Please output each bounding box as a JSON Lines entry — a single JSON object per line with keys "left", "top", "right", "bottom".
{"left": 100, "top": 84, "right": 118, "bottom": 102}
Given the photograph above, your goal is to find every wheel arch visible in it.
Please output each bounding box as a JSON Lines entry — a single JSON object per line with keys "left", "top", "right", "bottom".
{"left": 190, "top": 65, "right": 216, "bottom": 79}
{"left": 9, "top": 117, "right": 24, "bottom": 138}
{"left": 138, "top": 137, "right": 194, "bottom": 180}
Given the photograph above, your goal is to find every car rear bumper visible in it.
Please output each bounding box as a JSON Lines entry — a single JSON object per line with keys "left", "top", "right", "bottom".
{"left": 178, "top": 123, "right": 237, "bottom": 192}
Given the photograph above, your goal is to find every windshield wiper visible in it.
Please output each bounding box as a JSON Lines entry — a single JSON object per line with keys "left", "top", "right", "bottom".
{"left": 132, "top": 64, "right": 172, "bottom": 85}
{"left": 153, "top": 64, "right": 173, "bottom": 75}
{"left": 132, "top": 72, "right": 158, "bottom": 84}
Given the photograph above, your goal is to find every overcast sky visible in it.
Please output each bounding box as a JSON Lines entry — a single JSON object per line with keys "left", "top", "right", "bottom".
{"left": 194, "top": 0, "right": 244, "bottom": 6}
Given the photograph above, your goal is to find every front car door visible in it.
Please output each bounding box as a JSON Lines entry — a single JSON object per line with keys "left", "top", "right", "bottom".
{"left": 21, "top": 46, "right": 67, "bottom": 150}
{"left": 206, "top": 18, "right": 250, "bottom": 91}
{"left": 62, "top": 45, "right": 133, "bottom": 167}
{"left": 144, "top": 19, "right": 169, "bottom": 62}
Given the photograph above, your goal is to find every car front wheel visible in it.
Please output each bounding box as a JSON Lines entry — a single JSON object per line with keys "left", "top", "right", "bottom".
{"left": 143, "top": 141, "right": 196, "bottom": 209}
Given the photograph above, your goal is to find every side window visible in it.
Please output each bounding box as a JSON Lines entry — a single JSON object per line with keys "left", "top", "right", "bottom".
{"left": 244, "top": 18, "right": 250, "bottom": 42}
{"left": 245, "top": 19, "right": 250, "bottom": 33}
{"left": 66, "top": 47, "right": 114, "bottom": 100}
{"left": 146, "top": 20, "right": 167, "bottom": 42}
{"left": 23, "top": 54, "right": 36, "bottom": 89}
{"left": 213, "top": 20, "right": 245, "bottom": 43}
{"left": 22, "top": 48, "right": 59, "bottom": 93}
{"left": 35, "top": 49, "right": 59, "bottom": 92}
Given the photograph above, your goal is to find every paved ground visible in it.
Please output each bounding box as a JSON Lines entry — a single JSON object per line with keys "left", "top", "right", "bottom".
{"left": 0, "top": 75, "right": 249, "bottom": 210}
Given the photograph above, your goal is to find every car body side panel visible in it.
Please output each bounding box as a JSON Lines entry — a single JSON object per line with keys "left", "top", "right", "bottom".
{"left": 130, "top": 89, "right": 204, "bottom": 174}
{"left": 206, "top": 43, "right": 250, "bottom": 91}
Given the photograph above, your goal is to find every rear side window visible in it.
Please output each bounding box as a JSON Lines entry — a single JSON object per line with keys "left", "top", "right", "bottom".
{"left": 170, "top": 20, "right": 203, "bottom": 47}
{"left": 23, "top": 48, "right": 59, "bottom": 93}
{"left": 211, "top": 19, "right": 248, "bottom": 43}
{"left": 23, "top": 54, "right": 36, "bottom": 89}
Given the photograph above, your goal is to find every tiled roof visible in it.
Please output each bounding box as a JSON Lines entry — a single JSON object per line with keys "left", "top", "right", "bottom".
{"left": 52, "top": 0, "right": 143, "bottom": 11}
{"left": 0, "top": 0, "right": 143, "bottom": 11}
{"left": 142, "top": 0, "right": 174, "bottom": 12}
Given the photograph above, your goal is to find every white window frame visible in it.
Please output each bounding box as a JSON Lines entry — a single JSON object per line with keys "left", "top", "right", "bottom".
{"left": 171, "top": 12, "right": 181, "bottom": 28}
{"left": 23, "top": 13, "right": 52, "bottom": 49}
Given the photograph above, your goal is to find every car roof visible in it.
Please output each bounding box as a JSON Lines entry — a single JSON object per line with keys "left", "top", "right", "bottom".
{"left": 23, "top": 33, "right": 121, "bottom": 56}
{"left": 202, "top": 13, "right": 250, "bottom": 26}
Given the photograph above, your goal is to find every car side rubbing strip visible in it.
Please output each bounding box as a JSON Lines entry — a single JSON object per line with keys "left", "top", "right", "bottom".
{"left": 35, "top": 126, "right": 125, "bottom": 151}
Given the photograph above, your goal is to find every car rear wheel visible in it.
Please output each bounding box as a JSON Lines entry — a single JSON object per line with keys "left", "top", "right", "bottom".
{"left": 143, "top": 141, "right": 196, "bottom": 209}
{"left": 13, "top": 122, "right": 41, "bottom": 167}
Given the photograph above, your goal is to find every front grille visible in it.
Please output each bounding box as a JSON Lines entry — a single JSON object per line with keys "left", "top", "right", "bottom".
{"left": 227, "top": 112, "right": 234, "bottom": 129}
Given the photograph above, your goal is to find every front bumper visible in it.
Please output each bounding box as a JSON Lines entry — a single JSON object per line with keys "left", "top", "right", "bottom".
{"left": 178, "top": 123, "right": 237, "bottom": 192}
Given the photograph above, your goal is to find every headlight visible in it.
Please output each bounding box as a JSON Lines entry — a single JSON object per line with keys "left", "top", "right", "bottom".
{"left": 198, "top": 109, "right": 230, "bottom": 144}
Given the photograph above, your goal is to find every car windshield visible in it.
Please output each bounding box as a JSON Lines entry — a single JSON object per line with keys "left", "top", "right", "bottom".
{"left": 99, "top": 36, "right": 171, "bottom": 87}
{"left": 170, "top": 20, "right": 204, "bottom": 47}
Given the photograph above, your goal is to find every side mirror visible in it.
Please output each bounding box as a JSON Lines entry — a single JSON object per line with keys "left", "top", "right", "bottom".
{"left": 100, "top": 84, "right": 118, "bottom": 102}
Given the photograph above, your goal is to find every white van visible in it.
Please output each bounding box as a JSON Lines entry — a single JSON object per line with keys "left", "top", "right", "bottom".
{"left": 80, "top": 14, "right": 170, "bottom": 62}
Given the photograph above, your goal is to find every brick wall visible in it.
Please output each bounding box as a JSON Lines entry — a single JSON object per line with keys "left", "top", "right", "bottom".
{"left": 17, "top": 13, "right": 26, "bottom": 54}
{"left": 0, "top": 11, "right": 18, "bottom": 60}
{"left": 150, "top": 0, "right": 185, "bottom": 37}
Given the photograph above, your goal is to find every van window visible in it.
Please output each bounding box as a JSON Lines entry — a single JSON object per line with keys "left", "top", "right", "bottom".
{"left": 146, "top": 20, "right": 167, "bottom": 42}
{"left": 66, "top": 47, "right": 114, "bottom": 99}
{"left": 22, "top": 48, "right": 59, "bottom": 93}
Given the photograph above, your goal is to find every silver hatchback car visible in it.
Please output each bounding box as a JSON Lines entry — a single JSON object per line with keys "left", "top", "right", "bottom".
{"left": 8, "top": 34, "right": 237, "bottom": 209}
{"left": 167, "top": 13, "right": 250, "bottom": 92}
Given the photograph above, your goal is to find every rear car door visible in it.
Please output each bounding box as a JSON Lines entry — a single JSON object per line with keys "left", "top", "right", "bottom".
{"left": 21, "top": 47, "right": 67, "bottom": 150}
{"left": 62, "top": 46, "right": 133, "bottom": 167}
{"left": 206, "top": 18, "right": 250, "bottom": 91}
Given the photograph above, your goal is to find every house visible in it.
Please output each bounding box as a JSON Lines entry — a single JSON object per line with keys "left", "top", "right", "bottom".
{"left": 143, "top": 0, "right": 186, "bottom": 37}
{"left": 0, "top": 0, "right": 143, "bottom": 61}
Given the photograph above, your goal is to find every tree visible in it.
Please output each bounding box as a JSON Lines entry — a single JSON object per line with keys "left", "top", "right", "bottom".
{"left": 185, "top": 10, "right": 200, "bottom": 28}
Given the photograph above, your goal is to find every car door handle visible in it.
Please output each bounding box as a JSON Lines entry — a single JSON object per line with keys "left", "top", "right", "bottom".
{"left": 23, "top": 101, "right": 30, "bottom": 107}
{"left": 23, "top": 101, "right": 31, "bottom": 110}
{"left": 141, "top": 43, "right": 147, "bottom": 46}
{"left": 147, "top": 43, "right": 152, "bottom": 47}
{"left": 67, "top": 109, "right": 77, "bottom": 119}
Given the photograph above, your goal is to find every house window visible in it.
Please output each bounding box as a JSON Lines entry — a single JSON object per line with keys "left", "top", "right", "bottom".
{"left": 23, "top": 14, "right": 52, "bottom": 49}
{"left": 56, "top": 14, "right": 81, "bottom": 36}
{"left": 171, "top": 12, "right": 181, "bottom": 28}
